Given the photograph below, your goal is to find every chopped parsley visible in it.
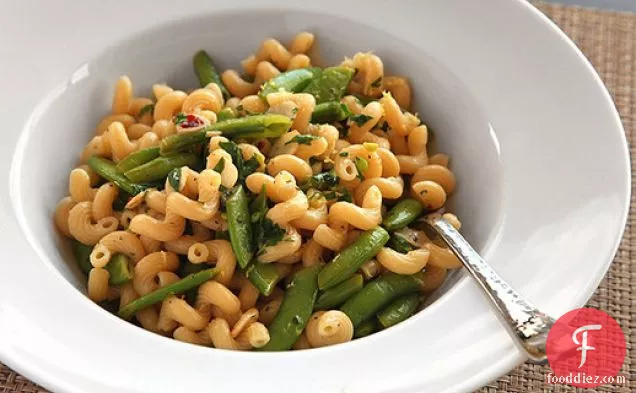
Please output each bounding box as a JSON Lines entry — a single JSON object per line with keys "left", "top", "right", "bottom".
{"left": 322, "top": 188, "right": 353, "bottom": 203}
{"left": 250, "top": 186, "right": 268, "bottom": 225}
{"left": 350, "top": 114, "right": 373, "bottom": 126}
{"left": 303, "top": 171, "right": 339, "bottom": 191}
{"left": 167, "top": 168, "right": 181, "bottom": 191}
{"left": 259, "top": 218, "right": 286, "bottom": 247}
{"left": 219, "top": 141, "right": 259, "bottom": 184}
{"left": 138, "top": 104, "right": 154, "bottom": 117}
{"left": 339, "top": 151, "right": 349, "bottom": 157}
{"left": 370, "top": 76, "right": 383, "bottom": 88}
{"left": 213, "top": 157, "right": 226, "bottom": 173}
{"left": 285, "top": 134, "right": 319, "bottom": 145}
{"left": 173, "top": 112, "right": 187, "bottom": 125}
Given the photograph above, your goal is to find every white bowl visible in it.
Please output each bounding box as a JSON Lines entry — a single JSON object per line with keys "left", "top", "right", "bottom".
{"left": 0, "top": 1, "right": 629, "bottom": 392}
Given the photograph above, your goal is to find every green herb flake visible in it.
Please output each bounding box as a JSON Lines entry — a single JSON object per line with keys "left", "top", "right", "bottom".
{"left": 138, "top": 104, "right": 154, "bottom": 118}
{"left": 259, "top": 218, "right": 286, "bottom": 248}
{"left": 173, "top": 112, "right": 187, "bottom": 125}
{"left": 303, "top": 171, "right": 339, "bottom": 191}
{"left": 350, "top": 114, "right": 373, "bottom": 126}
{"left": 167, "top": 168, "right": 181, "bottom": 191}
{"left": 370, "top": 76, "right": 383, "bottom": 88}
{"left": 213, "top": 157, "right": 226, "bottom": 173}
{"left": 339, "top": 151, "right": 349, "bottom": 157}
{"left": 285, "top": 134, "right": 320, "bottom": 146}
{"left": 219, "top": 141, "right": 258, "bottom": 184}
{"left": 337, "top": 188, "right": 353, "bottom": 203}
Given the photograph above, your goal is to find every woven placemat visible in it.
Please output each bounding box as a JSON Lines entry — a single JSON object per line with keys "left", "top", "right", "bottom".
{"left": 0, "top": 2, "right": 633, "bottom": 392}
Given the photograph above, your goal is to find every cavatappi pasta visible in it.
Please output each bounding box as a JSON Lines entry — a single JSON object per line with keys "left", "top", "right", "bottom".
{"left": 54, "top": 32, "right": 463, "bottom": 351}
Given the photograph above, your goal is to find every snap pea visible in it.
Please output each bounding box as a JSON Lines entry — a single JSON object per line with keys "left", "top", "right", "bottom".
{"left": 318, "top": 226, "right": 389, "bottom": 290}
{"left": 259, "top": 68, "right": 317, "bottom": 98}
{"left": 87, "top": 156, "right": 149, "bottom": 195}
{"left": 376, "top": 293, "right": 421, "bottom": 329}
{"left": 159, "top": 114, "right": 292, "bottom": 154}
{"left": 217, "top": 107, "right": 237, "bottom": 122}
{"left": 105, "top": 253, "right": 133, "bottom": 285}
{"left": 123, "top": 153, "right": 198, "bottom": 183}
{"left": 244, "top": 260, "right": 285, "bottom": 296}
{"left": 259, "top": 264, "right": 322, "bottom": 351}
{"left": 353, "top": 319, "right": 378, "bottom": 338}
{"left": 193, "top": 50, "right": 230, "bottom": 99}
{"left": 71, "top": 240, "right": 93, "bottom": 274}
{"left": 225, "top": 185, "right": 253, "bottom": 269}
{"left": 159, "top": 130, "right": 208, "bottom": 155}
{"left": 314, "top": 274, "right": 364, "bottom": 310}
{"left": 310, "top": 101, "right": 351, "bottom": 123}
{"left": 303, "top": 66, "right": 354, "bottom": 103}
{"left": 340, "top": 272, "right": 423, "bottom": 327}
{"left": 115, "top": 147, "right": 160, "bottom": 173}
{"left": 383, "top": 198, "right": 424, "bottom": 231}
{"left": 118, "top": 268, "right": 217, "bottom": 320}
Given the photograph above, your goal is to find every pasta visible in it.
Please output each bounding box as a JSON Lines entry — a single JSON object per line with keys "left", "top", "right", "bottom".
{"left": 55, "top": 31, "right": 462, "bottom": 351}
{"left": 306, "top": 311, "right": 354, "bottom": 348}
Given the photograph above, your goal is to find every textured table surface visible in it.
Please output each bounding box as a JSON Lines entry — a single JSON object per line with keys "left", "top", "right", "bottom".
{"left": 1, "top": 2, "right": 634, "bottom": 392}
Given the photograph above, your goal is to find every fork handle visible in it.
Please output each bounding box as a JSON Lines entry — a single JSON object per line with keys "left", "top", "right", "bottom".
{"left": 427, "top": 217, "right": 555, "bottom": 364}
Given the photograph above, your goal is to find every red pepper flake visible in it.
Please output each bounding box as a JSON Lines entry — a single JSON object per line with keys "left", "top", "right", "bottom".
{"left": 179, "top": 114, "right": 204, "bottom": 129}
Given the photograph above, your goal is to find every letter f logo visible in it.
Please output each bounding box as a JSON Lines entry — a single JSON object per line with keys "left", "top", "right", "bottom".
{"left": 572, "top": 324, "right": 602, "bottom": 368}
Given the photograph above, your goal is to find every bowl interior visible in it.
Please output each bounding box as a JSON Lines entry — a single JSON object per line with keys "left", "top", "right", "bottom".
{"left": 13, "top": 9, "right": 502, "bottom": 304}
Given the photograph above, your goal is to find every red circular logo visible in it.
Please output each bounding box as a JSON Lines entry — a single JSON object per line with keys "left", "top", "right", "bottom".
{"left": 546, "top": 308, "right": 626, "bottom": 388}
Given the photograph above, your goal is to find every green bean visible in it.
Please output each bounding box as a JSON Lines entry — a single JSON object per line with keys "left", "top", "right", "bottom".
{"left": 71, "top": 240, "right": 93, "bottom": 275}
{"left": 118, "top": 268, "right": 217, "bottom": 320}
{"left": 376, "top": 293, "right": 421, "bottom": 329}
{"left": 353, "top": 319, "right": 378, "bottom": 338}
{"left": 259, "top": 68, "right": 316, "bottom": 98}
{"left": 244, "top": 260, "right": 285, "bottom": 296}
{"left": 383, "top": 198, "right": 424, "bottom": 231}
{"left": 310, "top": 101, "right": 351, "bottom": 123}
{"left": 160, "top": 114, "right": 292, "bottom": 154}
{"left": 208, "top": 114, "right": 292, "bottom": 138}
{"left": 225, "top": 185, "right": 253, "bottom": 269}
{"left": 105, "top": 253, "right": 133, "bottom": 285}
{"left": 387, "top": 232, "right": 414, "bottom": 254}
{"left": 318, "top": 226, "right": 389, "bottom": 290}
{"left": 87, "top": 156, "right": 149, "bottom": 195}
{"left": 115, "top": 147, "right": 160, "bottom": 173}
{"left": 259, "top": 264, "right": 322, "bottom": 351}
{"left": 123, "top": 153, "right": 198, "bottom": 183}
{"left": 193, "top": 50, "right": 230, "bottom": 99}
{"left": 314, "top": 274, "right": 364, "bottom": 310}
{"left": 217, "top": 107, "right": 237, "bottom": 122}
{"left": 303, "top": 66, "right": 354, "bottom": 103}
{"left": 340, "top": 272, "right": 423, "bottom": 327}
